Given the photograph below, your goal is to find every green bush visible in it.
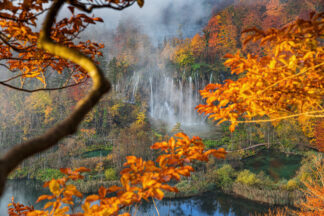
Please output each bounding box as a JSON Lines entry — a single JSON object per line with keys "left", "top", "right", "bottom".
{"left": 104, "top": 168, "right": 118, "bottom": 181}
{"left": 213, "top": 164, "right": 236, "bottom": 190}
{"left": 236, "top": 169, "right": 261, "bottom": 186}
{"left": 34, "top": 169, "right": 63, "bottom": 182}
{"left": 296, "top": 151, "right": 322, "bottom": 182}
{"left": 8, "top": 167, "right": 29, "bottom": 179}
{"left": 286, "top": 179, "right": 298, "bottom": 191}
{"left": 256, "top": 171, "right": 275, "bottom": 189}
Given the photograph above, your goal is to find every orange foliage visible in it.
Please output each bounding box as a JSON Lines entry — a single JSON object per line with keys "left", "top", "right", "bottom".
{"left": 8, "top": 133, "right": 226, "bottom": 216}
{"left": 294, "top": 156, "right": 324, "bottom": 216}
{"left": 197, "top": 12, "right": 324, "bottom": 132}
{"left": 0, "top": 1, "right": 104, "bottom": 86}
{"left": 254, "top": 208, "right": 288, "bottom": 216}
{"left": 191, "top": 33, "right": 205, "bottom": 56}
{"left": 314, "top": 118, "right": 324, "bottom": 152}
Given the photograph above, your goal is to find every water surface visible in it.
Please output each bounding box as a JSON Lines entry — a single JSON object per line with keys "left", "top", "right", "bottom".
{"left": 0, "top": 180, "right": 271, "bottom": 216}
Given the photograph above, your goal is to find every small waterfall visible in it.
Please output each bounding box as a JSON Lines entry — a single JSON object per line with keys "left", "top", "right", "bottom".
{"left": 131, "top": 73, "right": 140, "bottom": 102}
{"left": 188, "top": 76, "right": 193, "bottom": 124}
{"left": 149, "top": 78, "right": 154, "bottom": 117}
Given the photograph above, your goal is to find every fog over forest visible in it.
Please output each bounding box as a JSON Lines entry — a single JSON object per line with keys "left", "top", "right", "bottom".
{"left": 82, "top": 0, "right": 229, "bottom": 43}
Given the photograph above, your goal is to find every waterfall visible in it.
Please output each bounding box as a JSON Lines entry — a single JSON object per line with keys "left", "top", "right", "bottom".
{"left": 118, "top": 62, "right": 207, "bottom": 132}
{"left": 149, "top": 78, "right": 154, "bottom": 117}
{"left": 131, "top": 72, "right": 140, "bottom": 102}
{"left": 149, "top": 72, "right": 205, "bottom": 128}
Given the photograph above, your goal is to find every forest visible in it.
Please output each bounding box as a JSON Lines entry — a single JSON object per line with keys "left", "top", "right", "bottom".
{"left": 0, "top": 0, "right": 323, "bottom": 215}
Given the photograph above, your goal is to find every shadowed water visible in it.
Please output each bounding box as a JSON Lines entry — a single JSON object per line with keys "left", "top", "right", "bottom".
{"left": 0, "top": 180, "right": 271, "bottom": 216}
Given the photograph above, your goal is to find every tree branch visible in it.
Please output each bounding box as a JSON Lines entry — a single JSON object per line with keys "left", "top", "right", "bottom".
{"left": 0, "top": 0, "right": 111, "bottom": 196}
{"left": 0, "top": 78, "right": 88, "bottom": 93}
{"left": 236, "top": 110, "right": 324, "bottom": 123}
{"left": 67, "top": 0, "right": 135, "bottom": 13}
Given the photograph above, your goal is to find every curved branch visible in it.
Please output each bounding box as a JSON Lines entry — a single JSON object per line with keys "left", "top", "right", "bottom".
{"left": 0, "top": 0, "right": 111, "bottom": 196}
{"left": 0, "top": 78, "right": 88, "bottom": 93}
{"left": 0, "top": 63, "right": 17, "bottom": 72}
{"left": 236, "top": 110, "right": 324, "bottom": 123}
{"left": 67, "top": 0, "right": 135, "bottom": 12}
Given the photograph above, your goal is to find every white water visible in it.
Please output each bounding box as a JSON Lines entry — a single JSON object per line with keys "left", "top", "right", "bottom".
{"left": 148, "top": 75, "right": 205, "bottom": 128}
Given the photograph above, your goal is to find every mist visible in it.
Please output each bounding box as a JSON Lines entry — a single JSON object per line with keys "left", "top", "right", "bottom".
{"left": 82, "top": 0, "right": 229, "bottom": 44}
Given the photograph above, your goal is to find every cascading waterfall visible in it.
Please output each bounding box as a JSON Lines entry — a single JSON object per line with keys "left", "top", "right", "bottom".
{"left": 148, "top": 73, "right": 205, "bottom": 128}
{"left": 131, "top": 72, "right": 140, "bottom": 102}
{"left": 116, "top": 64, "right": 217, "bottom": 136}
{"left": 149, "top": 78, "right": 154, "bottom": 117}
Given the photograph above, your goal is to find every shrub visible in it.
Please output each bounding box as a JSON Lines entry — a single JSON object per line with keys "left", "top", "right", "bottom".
{"left": 296, "top": 151, "right": 322, "bottom": 183}
{"left": 236, "top": 169, "right": 261, "bottom": 186}
{"left": 34, "top": 169, "right": 63, "bottom": 182}
{"left": 214, "top": 164, "right": 236, "bottom": 189}
{"left": 286, "top": 179, "right": 298, "bottom": 191}
{"left": 104, "top": 168, "right": 118, "bottom": 180}
{"left": 256, "top": 171, "right": 275, "bottom": 189}
{"left": 71, "top": 157, "right": 102, "bottom": 170}
{"left": 8, "top": 167, "right": 29, "bottom": 179}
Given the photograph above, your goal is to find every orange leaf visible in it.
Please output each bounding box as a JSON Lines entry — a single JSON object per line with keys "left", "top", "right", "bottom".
{"left": 85, "top": 194, "right": 99, "bottom": 203}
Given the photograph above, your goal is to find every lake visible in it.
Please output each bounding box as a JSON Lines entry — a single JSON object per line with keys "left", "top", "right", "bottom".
{"left": 0, "top": 179, "right": 271, "bottom": 216}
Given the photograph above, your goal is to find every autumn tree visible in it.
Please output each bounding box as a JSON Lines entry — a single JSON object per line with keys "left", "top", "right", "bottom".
{"left": 197, "top": 12, "right": 324, "bottom": 138}
{"left": 197, "top": 12, "right": 324, "bottom": 216}
{"left": 0, "top": 0, "right": 142, "bottom": 196}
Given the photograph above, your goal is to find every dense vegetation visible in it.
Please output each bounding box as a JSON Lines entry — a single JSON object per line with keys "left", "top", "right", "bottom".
{"left": 0, "top": 0, "right": 323, "bottom": 215}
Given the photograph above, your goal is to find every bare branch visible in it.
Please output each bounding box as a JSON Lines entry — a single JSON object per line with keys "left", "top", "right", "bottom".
{"left": 0, "top": 63, "right": 18, "bottom": 72}
{"left": 0, "top": 77, "right": 88, "bottom": 93}
{"left": 0, "top": 9, "right": 48, "bottom": 24}
{"left": 67, "top": 0, "right": 135, "bottom": 13}
{"left": 236, "top": 110, "right": 324, "bottom": 123}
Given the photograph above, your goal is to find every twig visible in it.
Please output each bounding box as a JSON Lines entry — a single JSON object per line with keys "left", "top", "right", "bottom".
{"left": 152, "top": 198, "right": 160, "bottom": 216}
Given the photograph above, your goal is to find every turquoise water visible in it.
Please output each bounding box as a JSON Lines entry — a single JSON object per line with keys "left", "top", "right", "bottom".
{"left": 242, "top": 149, "right": 302, "bottom": 180}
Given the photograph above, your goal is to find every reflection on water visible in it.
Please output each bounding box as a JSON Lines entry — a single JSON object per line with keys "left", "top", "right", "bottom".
{"left": 132, "top": 191, "right": 270, "bottom": 216}
{"left": 1, "top": 180, "right": 271, "bottom": 216}
{"left": 0, "top": 180, "right": 48, "bottom": 215}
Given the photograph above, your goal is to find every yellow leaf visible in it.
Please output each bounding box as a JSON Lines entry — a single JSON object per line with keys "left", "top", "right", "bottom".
{"left": 49, "top": 180, "right": 60, "bottom": 196}
{"left": 154, "top": 189, "right": 164, "bottom": 200}
{"left": 44, "top": 201, "right": 54, "bottom": 209}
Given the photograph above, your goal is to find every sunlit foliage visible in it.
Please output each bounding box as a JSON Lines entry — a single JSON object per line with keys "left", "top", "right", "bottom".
{"left": 197, "top": 12, "right": 324, "bottom": 132}
{"left": 0, "top": 0, "right": 105, "bottom": 87}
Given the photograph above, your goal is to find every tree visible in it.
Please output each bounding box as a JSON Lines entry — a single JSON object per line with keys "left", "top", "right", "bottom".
{"left": 197, "top": 12, "right": 324, "bottom": 136}
{"left": 197, "top": 12, "right": 324, "bottom": 216}
{"left": 0, "top": 0, "right": 139, "bottom": 196}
